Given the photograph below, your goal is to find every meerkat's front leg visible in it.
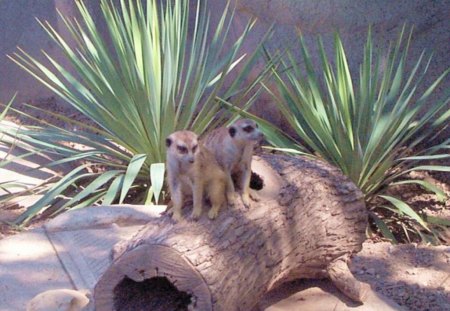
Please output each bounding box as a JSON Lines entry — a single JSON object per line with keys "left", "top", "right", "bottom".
{"left": 225, "top": 173, "right": 238, "bottom": 206}
{"left": 170, "top": 184, "right": 184, "bottom": 222}
{"left": 242, "top": 162, "right": 261, "bottom": 204}
{"left": 208, "top": 174, "right": 227, "bottom": 219}
{"left": 191, "top": 177, "right": 204, "bottom": 220}
{"left": 238, "top": 162, "right": 253, "bottom": 207}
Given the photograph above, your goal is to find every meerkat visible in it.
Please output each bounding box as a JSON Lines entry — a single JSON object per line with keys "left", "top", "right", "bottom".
{"left": 165, "top": 130, "right": 227, "bottom": 221}
{"left": 202, "top": 118, "right": 263, "bottom": 207}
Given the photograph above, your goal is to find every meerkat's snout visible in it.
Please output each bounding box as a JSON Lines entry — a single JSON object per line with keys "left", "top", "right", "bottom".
{"left": 253, "top": 124, "right": 264, "bottom": 142}
{"left": 188, "top": 144, "right": 198, "bottom": 163}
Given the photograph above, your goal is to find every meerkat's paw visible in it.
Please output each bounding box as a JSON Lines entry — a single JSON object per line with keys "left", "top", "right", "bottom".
{"left": 172, "top": 211, "right": 183, "bottom": 222}
{"left": 191, "top": 208, "right": 202, "bottom": 221}
{"left": 208, "top": 208, "right": 219, "bottom": 219}
{"left": 163, "top": 204, "right": 174, "bottom": 216}
{"left": 249, "top": 190, "right": 260, "bottom": 202}
{"left": 227, "top": 191, "right": 239, "bottom": 206}
{"left": 241, "top": 193, "right": 251, "bottom": 208}
{"left": 163, "top": 208, "right": 172, "bottom": 216}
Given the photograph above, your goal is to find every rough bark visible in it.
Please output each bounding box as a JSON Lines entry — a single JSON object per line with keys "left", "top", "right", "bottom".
{"left": 94, "top": 154, "right": 368, "bottom": 311}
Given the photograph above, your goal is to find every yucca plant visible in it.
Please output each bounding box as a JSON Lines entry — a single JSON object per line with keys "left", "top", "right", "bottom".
{"left": 245, "top": 26, "right": 449, "bottom": 243}
{"left": 6, "top": 0, "right": 268, "bottom": 225}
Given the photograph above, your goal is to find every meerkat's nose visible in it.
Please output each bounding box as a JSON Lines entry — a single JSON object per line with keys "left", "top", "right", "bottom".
{"left": 257, "top": 131, "right": 264, "bottom": 141}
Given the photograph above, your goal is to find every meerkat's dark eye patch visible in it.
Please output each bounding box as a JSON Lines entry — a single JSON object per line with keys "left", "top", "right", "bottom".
{"left": 243, "top": 125, "right": 254, "bottom": 133}
{"left": 229, "top": 127, "right": 237, "bottom": 137}
{"left": 177, "top": 145, "right": 188, "bottom": 154}
{"left": 165, "top": 138, "right": 172, "bottom": 147}
{"left": 192, "top": 144, "right": 198, "bottom": 153}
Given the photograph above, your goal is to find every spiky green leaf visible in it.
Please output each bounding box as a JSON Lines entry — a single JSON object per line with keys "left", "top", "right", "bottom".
{"left": 150, "top": 162, "right": 165, "bottom": 204}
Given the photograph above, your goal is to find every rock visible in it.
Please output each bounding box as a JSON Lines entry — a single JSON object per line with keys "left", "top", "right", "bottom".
{"left": 26, "top": 289, "right": 90, "bottom": 311}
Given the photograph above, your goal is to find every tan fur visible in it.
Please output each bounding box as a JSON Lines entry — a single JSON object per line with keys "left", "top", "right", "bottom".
{"left": 166, "top": 130, "right": 227, "bottom": 221}
{"left": 191, "top": 144, "right": 228, "bottom": 220}
{"left": 202, "top": 119, "right": 263, "bottom": 207}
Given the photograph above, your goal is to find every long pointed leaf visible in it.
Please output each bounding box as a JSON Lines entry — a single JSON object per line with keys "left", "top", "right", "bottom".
{"left": 380, "top": 195, "right": 429, "bottom": 230}
{"left": 150, "top": 162, "right": 165, "bottom": 204}
{"left": 119, "top": 154, "right": 147, "bottom": 203}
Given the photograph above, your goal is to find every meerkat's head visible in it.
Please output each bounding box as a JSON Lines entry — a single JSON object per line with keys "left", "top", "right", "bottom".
{"left": 166, "top": 130, "right": 199, "bottom": 165}
{"left": 228, "top": 119, "right": 264, "bottom": 145}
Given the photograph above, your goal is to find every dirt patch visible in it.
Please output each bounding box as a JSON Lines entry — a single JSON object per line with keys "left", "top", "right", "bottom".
{"left": 257, "top": 242, "right": 449, "bottom": 311}
{"left": 5, "top": 96, "right": 95, "bottom": 130}
{"left": 369, "top": 167, "right": 450, "bottom": 244}
{"left": 350, "top": 241, "right": 450, "bottom": 311}
{"left": 0, "top": 202, "right": 46, "bottom": 240}
{"left": 0, "top": 205, "right": 22, "bottom": 239}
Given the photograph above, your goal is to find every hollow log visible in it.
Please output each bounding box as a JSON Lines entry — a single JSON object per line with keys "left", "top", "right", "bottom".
{"left": 94, "top": 154, "right": 368, "bottom": 311}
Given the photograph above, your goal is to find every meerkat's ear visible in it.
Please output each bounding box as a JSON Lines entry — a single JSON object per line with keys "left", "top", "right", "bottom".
{"left": 228, "top": 126, "right": 237, "bottom": 137}
{"left": 165, "top": 137, "right": 172, "bottom": 147}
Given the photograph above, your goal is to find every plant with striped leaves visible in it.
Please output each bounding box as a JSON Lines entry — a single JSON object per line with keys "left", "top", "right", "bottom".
{"left": 6, "top": 0, "right": 268, "bottom": 225}
{"left": 244, "top": 27, "right": 449, "bottom": 243}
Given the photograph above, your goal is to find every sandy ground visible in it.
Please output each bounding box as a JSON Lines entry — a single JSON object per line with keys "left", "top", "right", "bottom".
{"left": 254, "top": 241, "right": 449, "bottom": 311}
{"left": 350, "top": 241, "right": 450, "bottom": 311}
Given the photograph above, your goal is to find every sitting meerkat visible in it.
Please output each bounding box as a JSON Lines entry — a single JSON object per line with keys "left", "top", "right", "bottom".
{"left": 202, "top": 118, "right": 263, "bottom": 207}
{"left": 165, "top": 130, "right": 227, "bottom": 221}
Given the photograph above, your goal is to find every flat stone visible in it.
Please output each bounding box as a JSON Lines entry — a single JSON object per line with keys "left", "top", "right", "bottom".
{"left": 26, "top": 289, "right": 90, "bottom": 311}
{"left": 45, "top": 204, "right": 166, "bottom": 231}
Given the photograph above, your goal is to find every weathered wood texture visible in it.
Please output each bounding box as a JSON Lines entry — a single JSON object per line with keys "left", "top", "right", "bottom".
{"left": 95, "top": 154, "right": 368, "bottom": 310}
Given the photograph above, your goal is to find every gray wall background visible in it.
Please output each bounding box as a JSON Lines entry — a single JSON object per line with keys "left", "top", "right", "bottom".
{"left": 1, "top": 0, "right": 449, "bottom": 125}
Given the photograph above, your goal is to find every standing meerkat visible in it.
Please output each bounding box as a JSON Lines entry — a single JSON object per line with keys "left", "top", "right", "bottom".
{"left": 202, "top": 118, "right": 263, "bottom": 207}
{"left": 165, "top": 130, "right": 227, "bottom": 221}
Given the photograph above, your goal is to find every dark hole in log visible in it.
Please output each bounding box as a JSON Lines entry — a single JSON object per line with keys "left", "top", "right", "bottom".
{"left": 113, "top": 276, "right": 192, "bottom": 311}
{"left": 250, "top": 171, "right": 264, "bottom": 190}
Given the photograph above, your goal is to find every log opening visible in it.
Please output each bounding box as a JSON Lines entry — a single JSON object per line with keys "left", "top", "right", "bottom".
{"left": 96, "top": 244, "right": 212, "bottom": 310}
{"left": 113, "top": 276, "right": 192, "bottom": 311}
{"left": 249, "top": 171, "right": 264, "bottom": 190}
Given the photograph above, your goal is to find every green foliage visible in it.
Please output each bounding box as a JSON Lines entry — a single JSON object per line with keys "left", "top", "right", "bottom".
{"left": 256, "top": 26, "right": 449, "bottom": 243}
{"left": 5, "top": 0, "right": 266, "bottom": 225}
{"left": 0, "top": 95, "right": 40, "bottom": 198}
{"left": 0, "top": 94, "right": 15, "bottom": 120}
{"left": 0, "top": 94, "right": 21, "bottom": 196}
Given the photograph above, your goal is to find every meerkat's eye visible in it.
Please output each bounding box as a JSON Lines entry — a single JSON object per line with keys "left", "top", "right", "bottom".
{"left": 177, "top": 145, "right": 188, "bottom": 154}
{"left": 243, "top": 125, "right": 254, "bottom": 133}
{"left": 192, "top": 144, "right": 198, "bottom": 153}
